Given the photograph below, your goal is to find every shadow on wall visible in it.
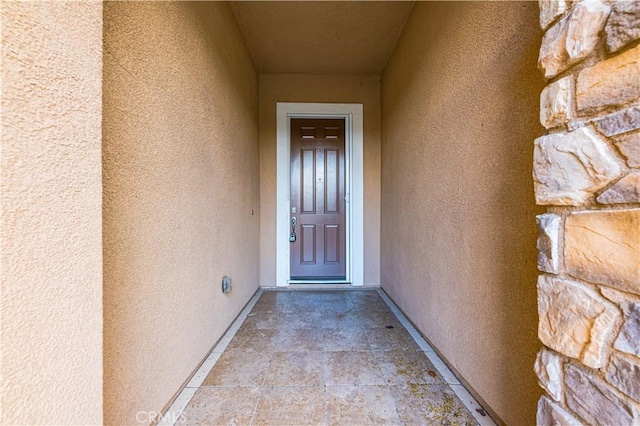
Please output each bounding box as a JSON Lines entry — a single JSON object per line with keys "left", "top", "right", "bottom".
{"left": 380, "top": 2, "right": 545, "bottom": 425}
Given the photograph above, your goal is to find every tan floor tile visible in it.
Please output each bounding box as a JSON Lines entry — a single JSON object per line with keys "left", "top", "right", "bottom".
{"left": 279, "top": 311, "right": 322, "bottom": 329}
{"left": 296, "top": 290, "right": 350, "bottom": 302}
{"left": 285, "top": 303, "right": 323, "bottom": 316}
{"left": 252, "top": 386, "right": 326, "bottom": 426}
{"left": 260, "top": 291, "right": 293, "bottom": 302}
{"left": 252, "top": 292, "right": 291, "bottom": 314}
{"left": 288, "top": 292, "right": 353, "bottom": 312}
{"left": 318, "top": 299, "right": 356, "bottom": 312}
{"left": 180, "top": 291, "right": 487, "bottom": 426}
{"left": 180, "top": 387, "right": 259, "bottom": 426}
{"left": 316, "top": 311, "right": 362, "bottom": 329}
{"left": 323, "top": 351, "right": 386, "bottom": 385}
{"left": 321, "top": 327, "right": 370, "bottom": 351}
{"left": 359, "top": 310, "right": 402, "bottom": 329}
{"left": 265, "top": 352, "right": 324, "bottom": 386}
{"left": 287, "top": 301, "right": 353, "bottom": 316}
{"left": 201, "top": 347, "right": 270, "bottom": 387}
{"left": 366, "top": 326, "right": 420, "bottom": 351}
{"left": 390, "top": 384, "right": 478, "bottom": 426}
{"left": 347, "top": 290, "right": 381, "bottom": 302}
{"left": 375, "top": 349, "right": 446, "bottom": 385}
{"left": 225, "top": 328, "right": 280, "bottom": 353}
{"left": 325, "top": 385, "right": 402, "bottom": 425}
{"left": 277, "top": 328, "right": 326, "bottom": 352}
{"left": 242, "top": 313, "right": 282, "bottom": 330}
{"left": 351, "top": 294, "right": 391, "bottom": 312}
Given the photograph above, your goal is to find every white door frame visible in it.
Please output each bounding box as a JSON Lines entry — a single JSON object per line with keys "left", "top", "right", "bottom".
{"left": 276, "top": 102, "right": 364, "bottom": 287}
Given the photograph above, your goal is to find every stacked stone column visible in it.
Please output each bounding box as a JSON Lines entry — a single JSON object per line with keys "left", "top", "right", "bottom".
{"left": 534, "top": 0, "right": 640, "bottom": 424}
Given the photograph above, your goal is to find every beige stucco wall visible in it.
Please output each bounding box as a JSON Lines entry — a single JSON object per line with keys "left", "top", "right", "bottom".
{"left": 259, "top": 74, "right": 381, "bottom": 286}
{"left": 103, "top": 2, "right": 259, "bottom": 423}
{"left": 1, "top": 1, "right": 104, "bottom": 424}
{"left": 381, "top": 2, "right": 544, "bottom": 425}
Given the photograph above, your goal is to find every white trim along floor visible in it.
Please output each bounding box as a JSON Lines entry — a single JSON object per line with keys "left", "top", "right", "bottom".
{"left": 160, "top": 288, "right": 497, "bottom": 426}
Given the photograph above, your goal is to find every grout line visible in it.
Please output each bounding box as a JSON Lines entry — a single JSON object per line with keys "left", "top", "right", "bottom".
{"left": 323, "top": 384, "right": 329, "bottom": 426}
{"left": 194, "top": 382, "right": 494, "bottom": 389}
{"left": 249, "top": 350, "right": 275, "bottom": 426}
{"left": 196, "top": 384, "right": 263, "bottom": 389}
{"left": 375, "top": 288, "right": 497, "bottom": 426}
{"left": 162, "top": 288, "right": 264, "bottom": 426}
{"left": 320, "top": 351, "right": 329, "bottom": 426}
{"left": 250, "top": 318, "right": 282, "bottom": 426}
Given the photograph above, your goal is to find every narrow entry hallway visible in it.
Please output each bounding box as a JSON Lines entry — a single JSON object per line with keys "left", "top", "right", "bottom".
{"left": 6, "top": 0, "right": 639, "bottom": 425}
{"left": 170, "top": 290, "right": 491, "bottom": 425}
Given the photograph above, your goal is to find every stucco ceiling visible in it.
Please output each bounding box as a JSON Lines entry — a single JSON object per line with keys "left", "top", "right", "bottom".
{"left": 229, "top": 1, "right": 415, "bottom": 75}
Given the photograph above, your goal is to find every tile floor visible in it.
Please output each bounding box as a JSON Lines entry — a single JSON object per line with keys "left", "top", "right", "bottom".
{"left": 164, "top": 289, "right": 496, "bottom": 426}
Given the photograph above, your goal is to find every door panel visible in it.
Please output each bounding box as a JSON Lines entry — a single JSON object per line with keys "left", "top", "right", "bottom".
{"left": 301, "top": 149, "right": 316, "bottom": 213}
{"left": 324, "top": 225, "right": 340, "bottom": 263}
{"left": 290, "top": 118, "right": 346, "bottom": 279}
{"left": 301, "top": 225, "right": 316, "bottom": 263}
{"left": 325, "top": 149, "right": 339, "bottom": 213}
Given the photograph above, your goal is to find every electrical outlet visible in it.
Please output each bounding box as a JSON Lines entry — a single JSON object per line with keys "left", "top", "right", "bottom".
{"left": 222, "top": 276, "right": 231, "bottom": 294}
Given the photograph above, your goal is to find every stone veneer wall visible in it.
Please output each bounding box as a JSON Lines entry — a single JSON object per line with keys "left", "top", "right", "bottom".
{"left": 534, "top": 0, "right": 640, "bottom": 424}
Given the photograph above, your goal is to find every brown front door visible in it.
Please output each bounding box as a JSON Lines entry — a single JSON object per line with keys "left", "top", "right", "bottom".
{"left": 290, "top": 118, "right": 346, "bottom": 280}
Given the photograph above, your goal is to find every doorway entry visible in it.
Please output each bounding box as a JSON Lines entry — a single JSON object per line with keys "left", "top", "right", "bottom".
{"left": 275, "top": 103, "right": 364, "bottom": 286}
{"left": 289, "top": 118, "right": 346, "bottom": 280}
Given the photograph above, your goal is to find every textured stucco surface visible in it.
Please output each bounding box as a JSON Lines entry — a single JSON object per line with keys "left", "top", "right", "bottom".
{"left": 380, "top": 2, "right": 544, "bottom": 424}
{"left": 259, "top": 74, "right": 381, "bottom": 287}
{"left": 103, "top": 2, "right": 259, "bottom": 423}
{"left": 1, "top": 1, "right": 104, "bottom": 424}
{"left": 230, "top": 1, "right": 413, "bottom": 74}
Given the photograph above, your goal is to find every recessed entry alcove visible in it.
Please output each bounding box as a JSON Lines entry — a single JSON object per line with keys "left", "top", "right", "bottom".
{"left": 5, "top": 1, "right": 638, "bottom": 425}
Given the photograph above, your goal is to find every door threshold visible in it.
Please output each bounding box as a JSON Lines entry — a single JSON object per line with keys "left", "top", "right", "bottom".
{"left": 286, "top": 283, "right": 369, "bottom": 290}
{"left": 264, "top": 284, "right": 378, "bottom": 290}
{"left": 288, "top": 280, "right": 351, "bottom": 284}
